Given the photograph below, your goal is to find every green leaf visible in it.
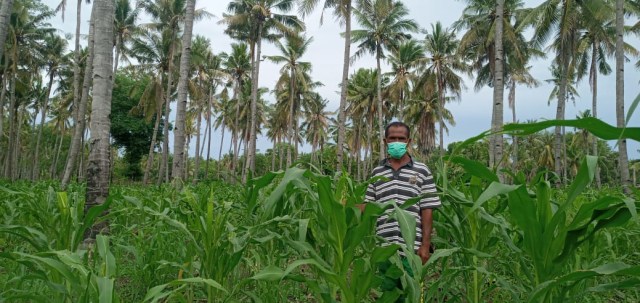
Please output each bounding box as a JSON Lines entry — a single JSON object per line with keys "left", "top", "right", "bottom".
{"left": 142, "top": 284, "right": 169, "bottom": 303}
{"left": 503, "top": 117, "right": 640, "bottom": 142}
{"left": 251, "top": 265, "right": 285, "bottom": 281}
{"left": 564, "top": 156, "right": 597, "bottom": 207}
{"left": 282, "top": 258, "right": 334, "bottom": 278}
{"left": 263, "top": 168, "right": 307, "bottom": 212}
{"left": 371, "top": 245, "right": 401, "bottom": 264}
{"left": 528, "top": 263, "right": 640, "bottom": 302}
{"left": 466, "top": 182, "right": 520, "bottom": 218}
{"left": 95, "top": 276, "right": 114, "bottom": 303}
{"left": 624, "top": 92, "right": 639, "bottom": 127}
{"left": 390, "top": 203, "right": 417, "bottom": 252}
{"left": 425, "top": 248, "right": 461, "bottom": 266}
{"left": 96, "top": 235, "right": 116, "bottom": 277}
{"left": 449, "top": 156, "right": 499, "bottom": 182}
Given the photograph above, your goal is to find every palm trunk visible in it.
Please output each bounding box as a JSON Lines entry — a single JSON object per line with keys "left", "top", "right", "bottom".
{"left": 193, "top": 111, "right": 202, "bottom": 184}
{"left": 356, "top": 129, "right": 362, "bottom": 181}
{"left": 590, "top": 44, "right": 601, "bottom": 188}
{"left": 14, "top": 105, "right": 23, "bottom": 180}
{"left": 217, "top": 123, "right": 225, "bottom": 178}
{"left": 554, "top": 50, "right": 568, "bottom": 187}
{"left": 112, "top": 34, "right": 121, "bottom": 84}
{"left": 85, "top": 0, "right": 115, "bottom": 240}
{"left": 246, "top": 23, "right": 263, "bottom": 181}
{"left": 437, "top": 70, "right": 445, "bottom": 153}
{"left": 241, "top": 131, "right": 249, "bottom": 181}
{"left": 200, "top": 112, "right": 208, "bottom": 157}
{"left": 615, "top": 0, "right": 630, "bottom": 193}
{"left": 171, "top": 0, "right": 196, "bottom": 183}
{"left": 159, "top": 40, "right": 176, "bottom": 185}
{"left": 376, "top": 50, "right": 385, "bottom": 161}
{"left": 491, "top": 0, "right": 505, "bottom": 179}
{"left": 51, "top": 128, "right": 64, "bottom": 178}
{"left": 0, "top": 66, "right": 7, "bottom": 154}
{"left": 0, "top": 0, "right": 14, "bottom": 61}
{"left": 62, "top": 6, "right": 96, "bottom": 188}
{"left": 278, "top": 139, "right": 284, "bottom": 171}
{"left": 509, "top": 81, "right": 517, "bottom": 171}
{"left": 562, "top": 126, "right": 567, "bottom": 184}
{"left": 32, "top": 70, "right": 56, "bottom": 180}
{"left": 231, "top": 81, "right": 241, "bottom": 174}
{"left": 143, "top": 109, "right": 162, "bottom": 184}
{"left": 311, "top": 140, "right": 317, "bottom": 166}
{"left": 71, "top": 0, "right": 83, "bottom": 144}
{"left": 287, "top": 61, "right": 295, "bottom": 167}
{"left": 336, "top": 0, "right": 352, "bottom": 172}
{"left": 4, "top": 73, "right": 16, "bottom": 179}
{"left": 205, "top": 94, "right": 214, "bottom": 179}
{"left": 184, "top": 134, "right": 190, "bottom": 181}
{"left": 271, "top": 138, "right": 277, "bottom": 171}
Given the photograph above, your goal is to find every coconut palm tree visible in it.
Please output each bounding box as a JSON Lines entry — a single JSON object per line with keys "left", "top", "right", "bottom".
{"left": 113, "top": 0, "right": 140, "bottom": 78}
{"left": 3, "top": 0, "right": 55, "bottom": 179}
{"left": 140, "top": 0, "right": 210, "bottom": 183}
{"left": 222, "top": 0, "right": 304, "bottom": 180}
{"left": 266, "top": 33, "right": 313, "bottom": 166}
{"left": 185, "top": 35, "right": 208, "bottom": 182}
{"left": 405, "top": 71, "right": 454, "bottom": 156}
{"left": 524, "top": 0, "right": 610, "bottom": 185}
{"left": 351, "top": 0, "right": 418, "bottom": 159}
{"left": 0, "top": 0, "right": 13, "bottom": 61}
{"left": 575, "top": 8, "right": 615, "bottom": 188}
{"left": 507, "top": 64, "right": 539, "bottom": 169}
{"left": 56, "top": 0, "right": 93, "bottom": 187}
{"left": 265, "top": 102, "right": 288, "bottom": 171}
{"left": 302, "top": 92, "right": 332, "bottom": 167}
{"left": 222, "top": 42, "right": 251, "bottom": 174}
{"left": 85, "top": 0, "right": 115, "bottom": 241}
{"left": 386, "top": 39, "right": 424, "bottom": 120}
{"left": 454, "top": 0, "right": 534, "bottom": 168}
{"left": 33, "top": 33, "right": 67, "bottom": 180}
{"left": 171, "top": 0, "right": 196, "bottom": 183}
{"left": 346, "top": 68, "right": 389, "bottom": 170}
{"left": 422, "top": 22, "right": 465, "bottom": 152}
{"left": 615, "top": 0, "right": 631, "bottom": 192}
{"left": 298, "top": 0, "right": 354, "bottom": 172}
{"left": 130, "top": 28, "right": 171, "bottom": 184}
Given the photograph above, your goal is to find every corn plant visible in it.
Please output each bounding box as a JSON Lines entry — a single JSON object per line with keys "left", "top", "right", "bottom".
{"left": 249, "top": 168, "right": 406, "bottom": 302}
{"left": 0, "top": 235, "right": 117, "bottom": 302}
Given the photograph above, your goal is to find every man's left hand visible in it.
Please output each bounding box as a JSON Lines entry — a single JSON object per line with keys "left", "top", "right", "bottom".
{"left": 418, "top": 245, "right": 431, "bottom": 264}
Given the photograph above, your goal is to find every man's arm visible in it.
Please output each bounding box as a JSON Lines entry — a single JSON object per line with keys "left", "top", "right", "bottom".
{"left": 418, "top": 208, "right": 433, "bottom": 263}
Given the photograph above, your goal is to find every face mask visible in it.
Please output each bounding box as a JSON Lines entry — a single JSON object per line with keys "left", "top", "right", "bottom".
{"left": 387, "top": 142, "right": 407, "bottom": 159}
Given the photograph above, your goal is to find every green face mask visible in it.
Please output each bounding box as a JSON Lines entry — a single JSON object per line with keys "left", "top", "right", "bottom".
{"left": 387, "top": 142, "right": 407, "bottom": 159}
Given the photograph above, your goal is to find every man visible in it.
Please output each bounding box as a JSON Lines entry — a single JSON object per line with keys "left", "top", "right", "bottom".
{"left": 363, "top": 121, "right": 441, "bottom": 298}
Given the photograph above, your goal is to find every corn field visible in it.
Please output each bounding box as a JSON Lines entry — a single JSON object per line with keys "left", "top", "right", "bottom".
{"left": 1, "top": 119, "right": 640, "bottom": 303}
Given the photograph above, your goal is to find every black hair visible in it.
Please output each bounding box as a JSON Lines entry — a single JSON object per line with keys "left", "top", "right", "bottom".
{"left": 385, "top": 121, "right": 410, "bottom": 138}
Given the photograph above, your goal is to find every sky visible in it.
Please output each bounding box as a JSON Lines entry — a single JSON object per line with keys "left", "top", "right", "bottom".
{"left": 42, "top": 0, "right": 640, "bottom": 160}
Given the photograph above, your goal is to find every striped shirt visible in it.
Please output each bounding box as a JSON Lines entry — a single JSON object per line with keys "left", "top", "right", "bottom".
{"left": 365, "top": 157, "right": 441, "bottom": 252}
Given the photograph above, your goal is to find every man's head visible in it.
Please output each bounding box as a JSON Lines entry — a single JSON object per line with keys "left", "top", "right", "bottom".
{"left": 384, "top": 121, "right": 411, "bottom": 142}
{"left": 384, "top": 122, "right": 411, "bottom": 159}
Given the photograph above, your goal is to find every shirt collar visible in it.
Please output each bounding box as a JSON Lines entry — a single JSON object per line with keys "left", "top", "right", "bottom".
{"left": 382, "top": 155, "right": 414, "bottom": 168}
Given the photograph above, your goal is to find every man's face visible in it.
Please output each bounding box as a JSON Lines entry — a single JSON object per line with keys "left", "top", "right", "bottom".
{"left": 384, "top": 126, "right": 411, "bottom": 145}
